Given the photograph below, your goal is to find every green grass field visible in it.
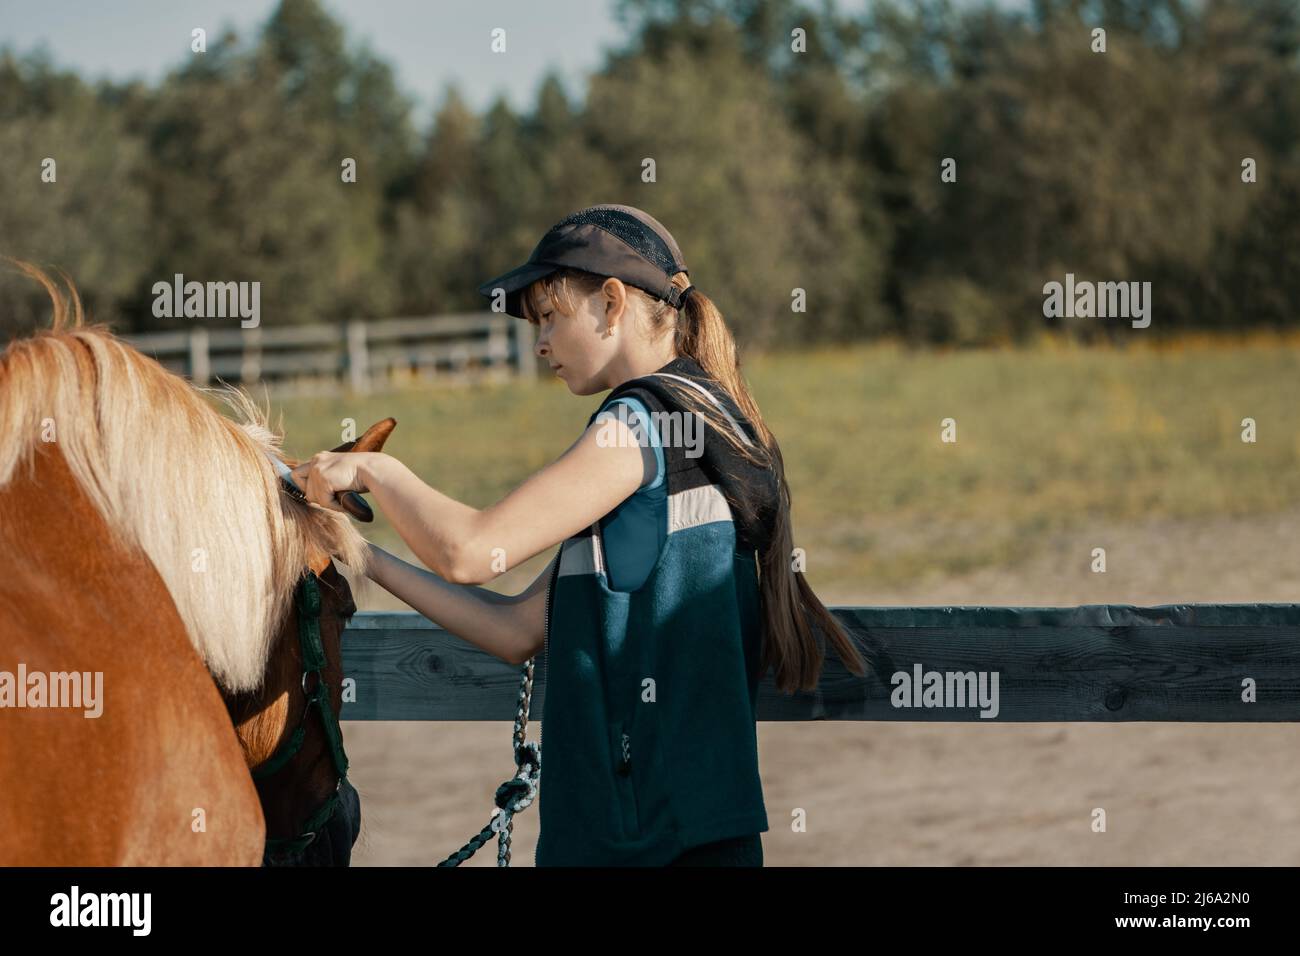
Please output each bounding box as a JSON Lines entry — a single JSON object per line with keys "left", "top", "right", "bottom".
{"left": 226, "top": 339, "right": 1300, "bottom": 594}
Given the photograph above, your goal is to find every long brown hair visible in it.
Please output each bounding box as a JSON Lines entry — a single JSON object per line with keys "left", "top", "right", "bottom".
{"left": 523, "top": 268, "right": 867, "bottom": 694}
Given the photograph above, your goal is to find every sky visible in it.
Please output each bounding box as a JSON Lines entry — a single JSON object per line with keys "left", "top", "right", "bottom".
{"left": 0, "top": 0, "right": 614, "bottom": 119}
{"left": 0, "top": 0, "right": 880, "bottom": 121}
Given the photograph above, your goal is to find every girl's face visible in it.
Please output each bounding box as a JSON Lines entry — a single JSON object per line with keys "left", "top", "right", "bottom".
{"left": 530, "top": 280, "right": 624, "bottom": 396}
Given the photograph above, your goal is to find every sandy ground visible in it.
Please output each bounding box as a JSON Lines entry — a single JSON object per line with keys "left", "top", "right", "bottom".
{"left": 340, "top": 506, "right": 1300, "bottom": 866}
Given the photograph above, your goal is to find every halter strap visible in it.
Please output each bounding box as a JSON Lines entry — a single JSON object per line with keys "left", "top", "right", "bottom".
{"left": 255, "top": 570, "right": 351, "bottom": 862}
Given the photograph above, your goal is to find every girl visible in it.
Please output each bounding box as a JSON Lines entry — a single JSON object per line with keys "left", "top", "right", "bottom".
{"left": 291, "top": 204, "right": 866, "bottom": 866}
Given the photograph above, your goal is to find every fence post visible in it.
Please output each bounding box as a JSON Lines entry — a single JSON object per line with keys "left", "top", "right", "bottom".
{"left": 514, "top": 318, "right": 537, "bottom": 380}
{"left": 450, "top": 342, "right": 470, "bottom": 380}
{"left": 240, "top": 326, "right": 262, "bottom": 385}
{"left": 487, "top": 317, "right": 509, "bottom": 380}
{"left": 346, "top": 319, "right": 370, "bottom": 394}
{"left": 189, "top": 328, "right": 210, "bottom": 386}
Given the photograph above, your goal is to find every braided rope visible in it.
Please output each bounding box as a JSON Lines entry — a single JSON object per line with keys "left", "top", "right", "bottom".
{"left": 437, "top": 657, "right": 539, "bottom": 867}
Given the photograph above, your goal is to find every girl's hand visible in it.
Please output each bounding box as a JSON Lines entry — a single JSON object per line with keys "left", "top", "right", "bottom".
{"left": 288, "top": 451, "right": 380, "bottom": 513}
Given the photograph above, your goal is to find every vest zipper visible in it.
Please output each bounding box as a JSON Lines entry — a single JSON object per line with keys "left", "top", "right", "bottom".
{"left": 613, "top": 718, "right": 638, "bottom": 836}
{"left": 618, "top": 731, "right": 631, "bottom": 775}
{"left": 534, "top": 548, "right": 562, "bottom": 866}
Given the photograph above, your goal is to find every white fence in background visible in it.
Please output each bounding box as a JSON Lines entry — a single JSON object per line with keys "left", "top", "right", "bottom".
{"left": 122, "top": 313, "right": 538, "bottom": 395}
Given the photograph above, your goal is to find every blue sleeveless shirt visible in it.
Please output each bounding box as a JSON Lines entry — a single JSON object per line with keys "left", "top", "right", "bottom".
{"left": 594, "top": 397, "right": 667, "bottom": 592}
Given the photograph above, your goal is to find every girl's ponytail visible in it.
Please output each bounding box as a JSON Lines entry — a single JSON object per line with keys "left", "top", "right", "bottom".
{"left": 670, "top": 275, "right": 867, "bottom": 694}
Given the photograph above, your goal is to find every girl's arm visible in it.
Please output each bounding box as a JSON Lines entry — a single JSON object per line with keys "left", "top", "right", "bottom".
{"left": 338, "top": 413, "right": 654, "bottom": 664}
{"left": 363, "top": 542, "right": 556, "bottom": 665}
{"left": 357, "top": 415, "right": 653, "bottom": 585}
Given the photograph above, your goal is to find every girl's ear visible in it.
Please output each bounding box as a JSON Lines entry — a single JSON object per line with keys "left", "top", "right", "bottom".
{"left": 601, "top": 277, "right": 629, "bottom": 327}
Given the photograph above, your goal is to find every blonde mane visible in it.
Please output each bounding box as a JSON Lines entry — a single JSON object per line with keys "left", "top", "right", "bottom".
{"left": 0, "top": 265, "right": 370, "bottom": 693}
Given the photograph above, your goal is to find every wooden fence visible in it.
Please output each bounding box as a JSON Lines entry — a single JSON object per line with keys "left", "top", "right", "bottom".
{"left": 123, "top": 313, "right": 538, "bottom": 394}
{"left": 338, "top": 604, "right": 1300, "bottom": 722}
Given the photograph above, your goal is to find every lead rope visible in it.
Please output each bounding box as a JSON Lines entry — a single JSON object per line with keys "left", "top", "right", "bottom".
{"left": 436, "top": 657, "right": 540, "bottom": 867}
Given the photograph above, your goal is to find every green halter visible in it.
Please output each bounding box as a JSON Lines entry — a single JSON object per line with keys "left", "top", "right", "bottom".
{"left": 254, "top": 571, "right": 351, "bottom": 862}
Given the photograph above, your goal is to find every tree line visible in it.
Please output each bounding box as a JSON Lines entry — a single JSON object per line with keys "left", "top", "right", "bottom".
{"left": 1, "top": 0, "right": 1296, "bottom": 346}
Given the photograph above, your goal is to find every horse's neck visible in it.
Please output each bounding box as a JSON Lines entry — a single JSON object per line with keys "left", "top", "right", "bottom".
{"left": 0, "top": 434, "right": 266, "bottom": 864}
{"left": 221, "top": 611, "right": 344, "bottom": 839}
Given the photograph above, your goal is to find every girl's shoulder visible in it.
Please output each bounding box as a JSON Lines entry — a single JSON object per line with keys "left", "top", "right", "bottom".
{"left": 592, "top": 394, "right": 665, "bottom": 493}
{"left": 612, "top": 361, "right": 761, "bottom": 448}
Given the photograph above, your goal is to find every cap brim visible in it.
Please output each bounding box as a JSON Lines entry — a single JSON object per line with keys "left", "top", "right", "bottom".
{"left": 477, "top": 261, "right": 560, "bottom": 318}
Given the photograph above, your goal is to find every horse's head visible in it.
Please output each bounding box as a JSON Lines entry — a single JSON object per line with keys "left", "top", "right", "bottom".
{"left": 223, "top": 417, "right": 396, "bottom": 866}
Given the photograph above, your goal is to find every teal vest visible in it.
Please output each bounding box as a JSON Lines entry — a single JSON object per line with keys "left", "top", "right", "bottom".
{"left": 535, "top": 362, "right": 771, "bottom": 866}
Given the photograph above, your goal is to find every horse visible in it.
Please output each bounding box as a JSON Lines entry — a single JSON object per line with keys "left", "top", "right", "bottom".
{"left": 0, "top": 263, "right": 390, "bottom": 864}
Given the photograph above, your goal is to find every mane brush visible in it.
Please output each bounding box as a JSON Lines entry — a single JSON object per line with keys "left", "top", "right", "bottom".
{"left": 267, "top": 453, "right": 374, "bottom": 523}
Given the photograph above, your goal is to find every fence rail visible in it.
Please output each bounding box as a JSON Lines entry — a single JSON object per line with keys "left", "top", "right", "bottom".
{"left": 123, "top": 313, "right": 537, "bottom": 394}
{"left": 338, "top": 604, "right": 1300, "bottom": 722}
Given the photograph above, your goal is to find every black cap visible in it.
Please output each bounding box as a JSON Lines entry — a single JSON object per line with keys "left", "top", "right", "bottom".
{"left": 477, "top": 204, "right": 691, "bottom": 319}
